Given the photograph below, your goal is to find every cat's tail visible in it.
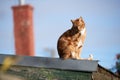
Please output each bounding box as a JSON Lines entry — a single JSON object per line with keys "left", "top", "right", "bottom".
{"left": 88, "top": 54, "right": 93, "bottom": 60}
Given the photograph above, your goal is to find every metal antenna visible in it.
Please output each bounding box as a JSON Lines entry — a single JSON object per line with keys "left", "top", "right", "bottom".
{"left": 19, "top": 0, "right": 25, "bottom": 5}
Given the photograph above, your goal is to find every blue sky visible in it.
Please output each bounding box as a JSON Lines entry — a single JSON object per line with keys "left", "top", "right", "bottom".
{"left": 0, "top": 0, "right": 120, "bottom": 69}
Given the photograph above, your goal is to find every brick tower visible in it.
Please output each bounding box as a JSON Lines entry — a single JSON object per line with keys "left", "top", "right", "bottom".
{"left": 12, "top": 1, "right": 34, "bottom": 56}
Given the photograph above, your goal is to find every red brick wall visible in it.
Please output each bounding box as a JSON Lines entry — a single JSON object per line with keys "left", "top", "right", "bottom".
{"left": 12, "top": 5, "right": 34, "bottom": 56}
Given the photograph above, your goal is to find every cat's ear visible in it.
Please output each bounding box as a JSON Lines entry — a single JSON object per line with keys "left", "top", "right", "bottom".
{"left": 71, "top": 19, "right": 75, "bottom": 24}
{"left": 79, "top": 17, "right": 83, "bottom": 21}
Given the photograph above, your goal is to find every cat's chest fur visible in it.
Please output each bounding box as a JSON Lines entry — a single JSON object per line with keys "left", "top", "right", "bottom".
{"left": 72, "top": 27, "right": 86, "bottom": 48}
{"left": 78, "top": 28, "right": 86, "bottom": 45}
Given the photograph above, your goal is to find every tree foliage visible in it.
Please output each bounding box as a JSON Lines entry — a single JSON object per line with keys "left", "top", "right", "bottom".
{"left": 115, "top": 53, "right": 120, "bottom": 75}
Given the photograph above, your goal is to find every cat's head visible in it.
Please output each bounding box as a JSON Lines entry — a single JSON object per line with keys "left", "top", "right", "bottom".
{"left": 71, "top": 17, "right": 85, "bottom": 31}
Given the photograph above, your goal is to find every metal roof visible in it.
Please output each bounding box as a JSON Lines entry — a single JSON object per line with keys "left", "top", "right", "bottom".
{"left": 0, "top": 54, "right": 98, "bottom": 72}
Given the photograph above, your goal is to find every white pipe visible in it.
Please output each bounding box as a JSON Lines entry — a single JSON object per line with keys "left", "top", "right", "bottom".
{"left": 19, "top": 0, "right": 25, "bottom": 5}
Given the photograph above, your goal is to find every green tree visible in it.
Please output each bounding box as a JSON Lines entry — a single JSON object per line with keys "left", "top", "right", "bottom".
{"left": 115, "top": 53, "right": 120, "bottom": 75}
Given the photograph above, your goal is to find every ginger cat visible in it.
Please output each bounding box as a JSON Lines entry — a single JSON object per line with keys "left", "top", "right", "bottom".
{"left": 57, "top": 17, "right": 90, "bottom": 60}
